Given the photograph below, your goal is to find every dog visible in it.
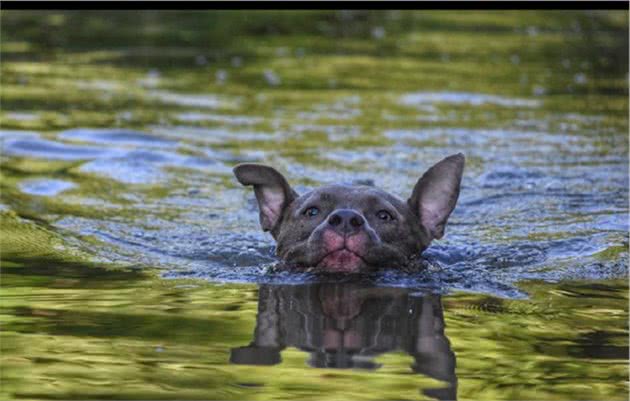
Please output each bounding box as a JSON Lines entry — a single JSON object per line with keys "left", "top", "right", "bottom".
{"left": 233, "top": 153, "right": 464, "bottom": 273}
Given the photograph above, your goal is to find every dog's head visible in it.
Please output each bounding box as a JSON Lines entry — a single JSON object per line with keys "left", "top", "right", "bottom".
{"left": 234, "top": 153, "right": 464, "bottom": 273}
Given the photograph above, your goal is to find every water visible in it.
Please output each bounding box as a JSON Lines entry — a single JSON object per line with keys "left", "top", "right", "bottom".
{"left": 1, "top": 10, "right": 628, "bottom": 400}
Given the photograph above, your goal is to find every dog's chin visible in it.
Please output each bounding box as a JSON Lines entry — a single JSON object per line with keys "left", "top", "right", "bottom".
{"left": 316, "top": 249, "right": 367, "bottom": 273}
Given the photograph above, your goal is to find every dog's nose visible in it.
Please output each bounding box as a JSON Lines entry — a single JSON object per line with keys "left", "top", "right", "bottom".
{"left": 328, "top": 209, "right": 365, "bottom": 234}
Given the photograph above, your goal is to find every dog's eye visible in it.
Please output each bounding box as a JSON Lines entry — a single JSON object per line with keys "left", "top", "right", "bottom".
{"left": 376, "top": 210, "right": 394, "bottom": 221}
{"left": 304, "top": 206, "right": 320, "bottom": 217}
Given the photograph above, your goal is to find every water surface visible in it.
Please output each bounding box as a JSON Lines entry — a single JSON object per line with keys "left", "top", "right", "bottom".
{"left": 1, "top": 10, "right": 628, "bottom": 400}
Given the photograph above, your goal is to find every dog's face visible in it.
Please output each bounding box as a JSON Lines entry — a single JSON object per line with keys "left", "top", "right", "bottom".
{"left": 234, "top": 154, "right": 464, "bottom": 273}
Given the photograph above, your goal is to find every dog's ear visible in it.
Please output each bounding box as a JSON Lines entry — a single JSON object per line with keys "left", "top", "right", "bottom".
{"left": 408, "top": 153, "right": 465, "bottom": 240}
{"left": 233, "top": 163, "right": 298, "bottom": 236}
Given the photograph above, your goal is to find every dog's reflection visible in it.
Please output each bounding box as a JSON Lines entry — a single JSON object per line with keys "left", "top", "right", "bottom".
{"left": 230, "top": 283, "right": 457, "bottom": 400}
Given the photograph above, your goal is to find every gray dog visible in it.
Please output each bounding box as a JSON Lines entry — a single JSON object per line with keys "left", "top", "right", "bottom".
{"left": 233, "top": 153, "right": 464, "bottom": 273}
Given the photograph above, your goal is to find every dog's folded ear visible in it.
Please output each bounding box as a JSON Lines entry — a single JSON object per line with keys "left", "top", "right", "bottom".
{"left": 233, "top": 163, "right": 298, "bottom": 236}
{"left": 408, "top": 153, "right": 465, "bottom": 240}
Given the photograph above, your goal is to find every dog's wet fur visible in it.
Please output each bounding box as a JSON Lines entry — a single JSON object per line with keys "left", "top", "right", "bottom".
{"left": 234, "top": 153, "right": 464, "bottom": 273}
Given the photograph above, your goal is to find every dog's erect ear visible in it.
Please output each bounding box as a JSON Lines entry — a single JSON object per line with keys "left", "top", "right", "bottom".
{"left": 408, "top": 153, "right": 465, "bottom": 240}
{"left": 233, "top": 163, "right": 298, "bottom": 235}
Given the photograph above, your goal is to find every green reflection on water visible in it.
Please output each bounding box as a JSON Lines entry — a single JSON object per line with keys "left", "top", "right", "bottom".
{"left": 1, "top": 258, "right": 627, "bottom": 400}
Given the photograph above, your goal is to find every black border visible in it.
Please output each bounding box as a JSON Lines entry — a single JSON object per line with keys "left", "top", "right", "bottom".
{"left": 2, "top": 1, "right": 629, "bottom": 11}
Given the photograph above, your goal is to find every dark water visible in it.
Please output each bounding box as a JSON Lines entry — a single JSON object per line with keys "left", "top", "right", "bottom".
{"left": 1, "top": 10, "right": 628, "bottom": 400}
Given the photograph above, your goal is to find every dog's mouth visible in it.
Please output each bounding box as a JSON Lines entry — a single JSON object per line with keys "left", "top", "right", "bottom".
{"left": 318, "top": 247, "right": 366, "bottom": 262}
{"left": 315, "top": 247, "right": 369, "bottom": 273}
